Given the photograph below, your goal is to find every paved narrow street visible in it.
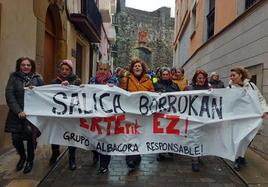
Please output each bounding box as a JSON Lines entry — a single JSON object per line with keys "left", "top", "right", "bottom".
{"left": 1, "top": 1, "right": 268, "bottom": 187}
{"left": 39, "top": 149, "right": 246, "bottom": 187}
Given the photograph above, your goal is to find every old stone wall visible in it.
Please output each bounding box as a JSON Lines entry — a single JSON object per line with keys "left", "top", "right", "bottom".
{"left": 114, "top": 3, "right": 174, "bottom": 70}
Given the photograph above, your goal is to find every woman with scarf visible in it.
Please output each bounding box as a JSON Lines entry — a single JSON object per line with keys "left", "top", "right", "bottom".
{"left": 89, "top": 62, "right": 118, "bottom": 174}
{"left": 49, "top": 60, "right": 81, "bottom": 170}
{"left": 120, "top": 59, "right": 155, "bottom": 171}
{"left": 171, "top": 67, "right": 188, "bottom": 91}
{"left": 228, "top": 67, "right": 268, "bottom": 171}
{"left": 5, "top": 57, "right": 44, "bottom": 174}
{"left": 185, "top": 69, "right": 211, "bottom": 172}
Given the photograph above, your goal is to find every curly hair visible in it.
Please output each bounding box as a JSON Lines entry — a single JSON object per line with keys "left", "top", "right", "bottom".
{"left": 15, "top": 57, "right": 36, "bottom": 73}
{"left": 129, "top": 59, "right": 147, "bottom": 76}
{"left": 230, "top": 67, "right": 251, "bottom": 81}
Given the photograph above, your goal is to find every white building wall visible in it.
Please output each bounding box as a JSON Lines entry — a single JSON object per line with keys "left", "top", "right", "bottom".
{"left": 177, "top": 24, "right": 190, "bottom": 67}
{"left": 183, "top": 3, "right": 268, "bottom": 159}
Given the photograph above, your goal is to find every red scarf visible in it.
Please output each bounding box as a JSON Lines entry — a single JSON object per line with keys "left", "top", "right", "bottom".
{"left": 95, "top": 71, "right": 111, "bottom": 84}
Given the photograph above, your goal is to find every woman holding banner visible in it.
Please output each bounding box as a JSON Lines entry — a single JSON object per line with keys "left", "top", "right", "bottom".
{"left": 120, "top": 59, "right": 155, "bottom": 171}
{"left": 229, "top": 67, "right": 268, "bottom": 171}
{"left": 49, "top": 59, "right": 81, "bottom": 170}
{"left": 5, "top": 57, "right": 44, "bottom": 174}
{"left": 185, "top": 69, "right": 211, "bottom": 172}
{"left": 153, "top": 67, "right": 180, "bottom": 161}
{"left": 89, "top": 62, "right": 118, "bottom": 174}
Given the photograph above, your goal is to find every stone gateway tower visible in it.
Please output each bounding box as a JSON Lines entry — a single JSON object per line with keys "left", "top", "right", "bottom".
{"left": 114, "top": 0, "right": 174, "bottom": 70}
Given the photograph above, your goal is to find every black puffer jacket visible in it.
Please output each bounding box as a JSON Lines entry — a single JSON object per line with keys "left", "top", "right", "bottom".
{"left": 185, "top": 83, "right": 210, "bottom": 91}
{"left": 154, "top": 79, "right": 180, "bottom": 92}
{"left": 5, "top": 72, "right": 44, "bottom": 133}
{"left": 209, "top": 80, "right": 224, "bottom": 89}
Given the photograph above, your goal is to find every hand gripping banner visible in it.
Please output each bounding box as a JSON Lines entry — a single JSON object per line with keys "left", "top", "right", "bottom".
{"left": 24, "top": 85, "right": 263, "bottom": 161}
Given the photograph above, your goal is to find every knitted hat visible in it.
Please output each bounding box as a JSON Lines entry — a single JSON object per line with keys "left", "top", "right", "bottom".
{"left": 60, "top": 59, "right": 73, "bottom": 71}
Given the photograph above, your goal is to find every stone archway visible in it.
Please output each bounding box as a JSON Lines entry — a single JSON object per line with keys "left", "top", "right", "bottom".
{"left": 135, "top": 46, "right": 152, "bottom": 68}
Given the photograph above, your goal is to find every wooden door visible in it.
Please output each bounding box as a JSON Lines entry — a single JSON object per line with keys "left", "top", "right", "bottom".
{"left": 44, "top": 9, "right": 56, "bottom": 84}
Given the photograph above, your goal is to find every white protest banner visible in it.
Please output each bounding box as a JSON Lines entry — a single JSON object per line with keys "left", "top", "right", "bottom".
{"left": 25, "top": 85, "right": 263, "bottom": 161}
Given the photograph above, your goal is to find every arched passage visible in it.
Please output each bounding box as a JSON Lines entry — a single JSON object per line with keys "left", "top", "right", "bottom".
{"left": 136, "top": 46, "right": 152, "bottom": 67}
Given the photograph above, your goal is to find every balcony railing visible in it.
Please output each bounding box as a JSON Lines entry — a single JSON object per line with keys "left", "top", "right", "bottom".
{"left": 81, "top": 0, "right": 102, "bottom": 36}
{"left": 69, "top": 0, "right": 102, "bottom": 42}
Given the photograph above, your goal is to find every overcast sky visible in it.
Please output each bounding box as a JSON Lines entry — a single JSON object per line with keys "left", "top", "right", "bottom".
{"left": 125, "top": 0, "right": 175, "bottom": 17}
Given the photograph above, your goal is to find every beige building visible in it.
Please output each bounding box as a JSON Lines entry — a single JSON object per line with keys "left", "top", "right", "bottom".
{"left": 173, "top": 0, "right": 268, "bottom": 159}
{"left": 0, "top": 0, "right": 116, "bottom": 152}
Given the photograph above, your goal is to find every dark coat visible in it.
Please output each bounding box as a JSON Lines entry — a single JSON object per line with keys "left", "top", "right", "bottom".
{"left": 209, "top": 80, "right": 225, "bottom": 89}
{"left": 185, "top": 83, "right": 210, "bottom": 91}
{"left": 154, "top": 79, "right": 180, "bottom": 92}
{"left": 52, "top": 74, "right": 81, "bottom": 86}
{"left": 5, "top": 72, "right": 44, "bottom": 133}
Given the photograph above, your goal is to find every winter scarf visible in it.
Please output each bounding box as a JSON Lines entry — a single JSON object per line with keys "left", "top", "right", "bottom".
{"left": 95, "top": 70, "right": 112, "bottom": 84}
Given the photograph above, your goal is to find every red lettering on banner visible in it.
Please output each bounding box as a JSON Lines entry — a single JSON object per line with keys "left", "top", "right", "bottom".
{"left": 104, "top": 116, "right": 116, "bottom": 135}
{"left": 153, "top": 113, "right": 188, "bottom": 137}
{"left": 134, "top": 119, "right": 141, "bottom": 134}
{"left": 125, "top": 123, "right": 132, "bottom": 134}
{"left": 115, "top": 115, "right": 125, "bottom": 134}
{"left": 166, "top": 115, "right": 180, "bottom": 135}
{"left": 80, "top": 115, "right": 140, "bottom": 135}
{"left": 91, "top": 117, "right": 103, "bottom": 134}
{"left": 80, "top": 118, "right": 89, "bottom": 129}
{"left": 153, "top": 113, "right": 165, "bottom": 133}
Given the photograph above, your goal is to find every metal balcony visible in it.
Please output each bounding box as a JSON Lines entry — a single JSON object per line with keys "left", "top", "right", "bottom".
{"left": 69, "top": 0, "right": 102, "bottom": 42}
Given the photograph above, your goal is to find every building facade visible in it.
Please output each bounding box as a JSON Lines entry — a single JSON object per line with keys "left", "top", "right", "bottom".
{"left": 173, "top": 0, "right": 268, "bottom": 159}
{"left": 0, "top": 0, "right": 115, "bottom": 152}
{"left": 114, "top": 0, "right": 174, "bottom": 69}
{"left": 99, "top": 0, "right": 116, "bottom": 71}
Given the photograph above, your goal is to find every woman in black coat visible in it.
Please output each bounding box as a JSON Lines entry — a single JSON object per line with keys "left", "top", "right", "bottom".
{"left": 209, "top": 72, "right": 225, "bottom": 89}
{"left": 49, "top": 60, "right": 81, "bottom": 171}
{"left": 5, "top": 57, "right": 44, "bottom": 174}
{"left": 153, "top": 67, "right": 180, "bottom": 161}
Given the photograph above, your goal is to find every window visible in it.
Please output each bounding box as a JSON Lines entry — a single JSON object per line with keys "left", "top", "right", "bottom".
{"left": 207, "top": 0, "right": 215, "bottom": 39}
{"left": 209, "top": 0, "right": 215, "bottom": 12}
{"left": 112, "top": 15, "right": 118, "bottom": 25}
{"left": 251, "top": 75, "right": 257, "bottom": 85}
{"left": 245, "top": 0, "right": 257, "bottom": 9}
{"left": 190, "top": 0, "right": 197, "bottom": 38}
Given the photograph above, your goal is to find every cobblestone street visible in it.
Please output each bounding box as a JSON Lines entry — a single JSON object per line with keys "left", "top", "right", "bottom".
{"left": 39, "top": 149, "right": 246, "bottom": 187}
